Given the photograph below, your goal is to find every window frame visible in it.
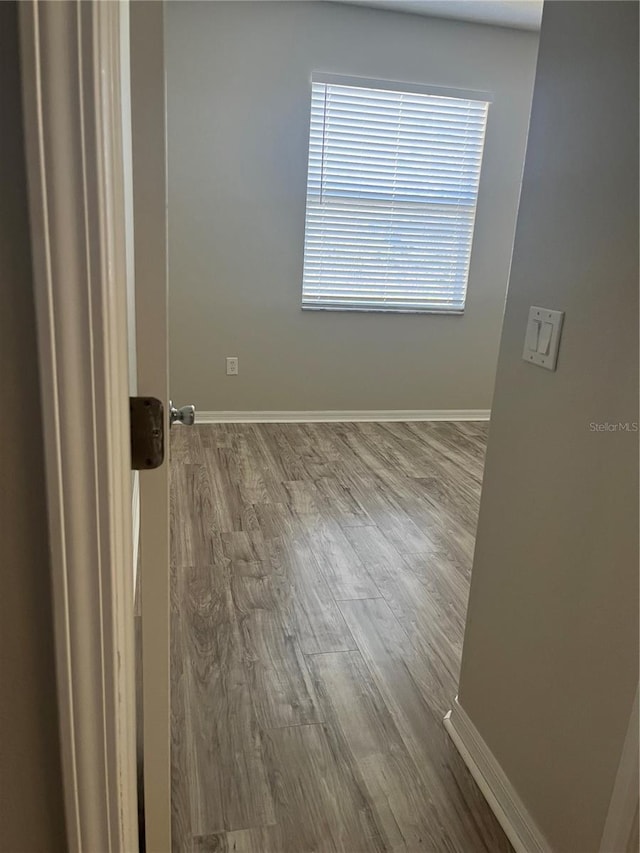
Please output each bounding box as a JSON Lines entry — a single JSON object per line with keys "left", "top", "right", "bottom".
{"left": 301, "top": 72, "right": 493, "bottom": 316}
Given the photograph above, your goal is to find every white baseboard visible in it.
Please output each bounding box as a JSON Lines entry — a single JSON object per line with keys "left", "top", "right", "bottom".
{"left": 444, "top": 697, "right": 551, "bottom": 853}
{"left": 600, "top": 687, "right": 639, "bottom": 852}
{"left": 196, "top": 409, "right": 490, "bottom": 424}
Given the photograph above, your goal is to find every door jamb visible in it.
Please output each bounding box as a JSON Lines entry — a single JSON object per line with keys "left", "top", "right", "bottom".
{"left": 19, "top": 1, "right": 138, "bottom": 849}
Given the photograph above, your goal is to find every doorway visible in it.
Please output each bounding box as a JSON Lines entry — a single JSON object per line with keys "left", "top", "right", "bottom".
{"left": 160, "top": 2, "right": 539, "bottom": 850}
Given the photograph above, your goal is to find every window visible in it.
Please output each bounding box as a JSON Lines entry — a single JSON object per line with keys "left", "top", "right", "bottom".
{"left": 301, "top": 75, "right": 490, "bottom": 313}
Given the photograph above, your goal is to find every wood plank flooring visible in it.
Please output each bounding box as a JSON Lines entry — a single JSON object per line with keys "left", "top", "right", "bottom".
{"left": 170, "top": 422, "right": 511, "bottom": 853}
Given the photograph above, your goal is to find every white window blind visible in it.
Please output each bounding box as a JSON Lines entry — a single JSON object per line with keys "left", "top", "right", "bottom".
{"left": 301, "top": 77, "right": 489, "bottom": 313}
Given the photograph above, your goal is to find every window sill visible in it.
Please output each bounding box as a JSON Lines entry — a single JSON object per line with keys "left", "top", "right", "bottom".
{"left": 301, "top": 305, "right": 465, "bottom": 316}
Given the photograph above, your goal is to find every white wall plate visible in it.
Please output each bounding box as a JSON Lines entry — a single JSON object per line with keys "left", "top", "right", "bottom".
{"left": 522, "top": 306, "right": 564, "bottom": 371}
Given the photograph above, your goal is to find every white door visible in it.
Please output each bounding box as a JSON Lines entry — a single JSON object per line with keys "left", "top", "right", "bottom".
{"left": 130, "top": 2, "right": 172, "bottom": 850}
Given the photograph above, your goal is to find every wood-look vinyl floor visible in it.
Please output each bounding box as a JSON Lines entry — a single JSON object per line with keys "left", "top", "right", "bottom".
{"left": 170, "top": 422, "right": 511, "bottom": 853}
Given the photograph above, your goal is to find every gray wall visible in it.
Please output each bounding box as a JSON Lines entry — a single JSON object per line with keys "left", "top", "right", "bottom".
{"left": 166, "top": 1, "right": 539, "bottom": 412}
{"left": 457, "top": 2, "right": 639, "bottom": 850}
{"left": 0, "top": 3, "right": 67, "bottom": 849}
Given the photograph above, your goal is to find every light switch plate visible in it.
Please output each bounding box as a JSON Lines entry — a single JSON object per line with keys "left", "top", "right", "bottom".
{"left": 522, "top": 306, "right": 564, "bottom": 370}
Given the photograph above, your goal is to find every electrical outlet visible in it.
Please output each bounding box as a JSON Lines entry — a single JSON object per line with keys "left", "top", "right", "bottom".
{"left": 226, "top": 356, "right": 239, "bottom": 376}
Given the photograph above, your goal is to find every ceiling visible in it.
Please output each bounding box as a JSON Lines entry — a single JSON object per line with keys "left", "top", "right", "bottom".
{"left": 330, "top": 0, "right": 543, "bottom": 31}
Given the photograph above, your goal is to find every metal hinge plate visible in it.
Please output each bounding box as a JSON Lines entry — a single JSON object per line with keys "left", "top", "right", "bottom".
{"left": 130, "top": 397, "right": 164, "bottom": 470}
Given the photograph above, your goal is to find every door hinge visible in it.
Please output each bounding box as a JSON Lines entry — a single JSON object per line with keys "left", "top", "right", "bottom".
{"left": 130, "top": 397, "right": 164, "bottom": 470}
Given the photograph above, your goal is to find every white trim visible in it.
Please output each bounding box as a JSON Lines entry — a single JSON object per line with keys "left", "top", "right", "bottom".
{"left": 19, "top": 2, "right": 138, "bottom": 850}
{"left": 444, "top": 697, "right": 551, "bottom": 853}
{"left": 197, "top": 409, "right": 490, "bottom": 424}
{"left": 311, "top": 70, "right": 494, "bottom": 103}
{"left": 600, "top": 686, "right": 639, "bottom": 852}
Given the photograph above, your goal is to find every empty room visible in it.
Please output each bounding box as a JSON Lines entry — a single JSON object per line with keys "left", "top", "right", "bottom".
{"left": 164, "top": 0, "right": 536, "bottom": 848}
{"left": 4, "top": 0, "right": 637, "bottom": 852}
{"left": 156, "top": 2, "right": 638, "bottom": 851}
